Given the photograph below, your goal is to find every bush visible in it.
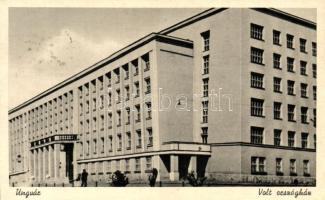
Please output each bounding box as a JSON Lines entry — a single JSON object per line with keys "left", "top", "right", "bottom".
{"left": 187, "top": 171, "right": 207, "bottom": 187}
{"left": 111, "top": 170, "right": 129, "bottom": 187}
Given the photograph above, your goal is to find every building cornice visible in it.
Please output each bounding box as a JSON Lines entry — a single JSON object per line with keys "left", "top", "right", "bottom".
{"left": 159, "top": 8, "right": 316, "bottom": 35}
{"left": 8, "top": 33, "right": 193, "bottom": 115}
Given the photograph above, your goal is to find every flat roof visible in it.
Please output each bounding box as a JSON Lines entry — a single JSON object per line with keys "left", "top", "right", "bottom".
{"left": 9, "top": 33, "right": 193, "bottom": 114}
{"left": 9, "top": 8, "right": 316, "bottom": 114}
{"left": 159, "top": 8, "right": 316, "bottom": 34}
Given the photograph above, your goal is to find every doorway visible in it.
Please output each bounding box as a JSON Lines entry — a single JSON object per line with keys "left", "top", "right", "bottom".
{"left": 65, "top": 144, "right": 74, "bottom": 183}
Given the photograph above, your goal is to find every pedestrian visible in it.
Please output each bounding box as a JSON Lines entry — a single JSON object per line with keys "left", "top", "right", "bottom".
{"left": 81, "top": 169, "right": 88, "bottom": 187}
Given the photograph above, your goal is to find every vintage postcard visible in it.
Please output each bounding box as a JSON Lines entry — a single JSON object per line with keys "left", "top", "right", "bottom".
{"left": 1, "top": 1, "right": 324, "bottom": 200}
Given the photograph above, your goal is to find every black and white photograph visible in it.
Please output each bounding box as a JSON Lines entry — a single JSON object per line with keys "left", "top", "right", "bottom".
{"left": 2, "top": 1, "right": 325, "bottom": 199}
{"left": 7, "top": 7, "right": 318, "bottom": 188}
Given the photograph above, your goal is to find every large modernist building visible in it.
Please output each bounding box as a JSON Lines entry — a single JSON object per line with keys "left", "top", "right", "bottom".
{"left": 9, "top": 8, "right": 316, "bottom": 186}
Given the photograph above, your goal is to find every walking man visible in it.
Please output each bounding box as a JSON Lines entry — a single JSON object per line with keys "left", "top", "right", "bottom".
{"left": 81, "top": 169, "right": 88, "bottom": 187}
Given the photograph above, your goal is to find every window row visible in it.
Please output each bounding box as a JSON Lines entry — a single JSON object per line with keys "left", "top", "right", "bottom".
{"left": 251, "top": 126, "right": 316, "bottom": 149}
{"left": 251, "top": 157, "right": 311, "bottom": 177}
{"left": 251, "top": 74, "right": 316, "bottom": 100}
{"left": 78, "top": 53, "right": 150, "bottom": 98}
{"left": 251, "top": 98, "right": 316, "bottom": 124}
{"left": 80, "top": 128, "right": 153, "bottom": 156}
{"left": 79, "top": 103, "right": 152, "bottom": 133}
{"left": 81, "top": 156, "right": 153, "bottom": 175}
{"left": 252, "top": 48, "right": 317, "bottom": 78}
{"left": 251, "top": 23, "right": 316, "bottom": 56}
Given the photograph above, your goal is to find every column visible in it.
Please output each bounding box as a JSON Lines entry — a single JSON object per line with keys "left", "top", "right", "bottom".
{"left": 48, "top": 145, "right": 54, "bottom": 178}
{"left": 39, "top": 148, "right": 43, "bottom": 181}
{"left": 60, "top": 145, "right": 66, "bottom": 179}
{"left": 34, "top": 149, "right": 38, "bottom": 181}
{"left": 43, "top": 147, "right": 48, "bottom": 179}
{"left": 188, "top": 156, "right": 197, "bottom": 177}
{"left": 152, "top": 155, "right": 161, "bottom": 181}
{"left": 54, "top": 143, "right": 60, "bottom": 180}
{"left": 170, "top": 155, "right": 179, "bottom": 181}
{"left": 73, "top": 143, "right": 78, "bottom": 181}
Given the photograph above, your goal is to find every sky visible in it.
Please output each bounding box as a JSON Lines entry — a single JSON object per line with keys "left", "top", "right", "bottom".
{"left": 8, "top": 8, "right": 316, "bottom": 109}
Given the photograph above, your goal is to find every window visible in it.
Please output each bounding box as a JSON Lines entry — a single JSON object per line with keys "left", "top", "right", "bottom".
{"left": 250, "top": 23, "right": 263, "bottom": 40}
{"left": 116, "top": 160, "right": 120, "bottom": 170}
{"left": 134, "top": 65, "right": 139, "bottom": 76}
{"left": 117, "top": 110, "right": 121, "bottom": 126}
{"left": 143, "top": 53, "right": 150, "bottom": 71}
{"left": 125, "top": 86, "right": 130, "bottom": 101}
{"left": 287, "top": 34, "right": 294, "bottom": 49}
{"left": 135, "top": 158, "right": 141, "bottom": 172}
{"left": 290, "top": 159, "right": 297, "bottom": 175}
{"left": 301, "top": 83, "right": 308, "bottom": 98}
{"left": 201, "top": 31, "right": 210, "bottom": 51}
{"left": 276, "top": 158, "right": 283, "bottom": 175}
{"left": 313, "top": 109, "right": 316, "bottom": 128}
{"left": 92, "top": 117, "right": 97, "bottom": 132}
{"left": 313, "top": 86, "right": 316, "bottom": 100}
{"left": 288, "top": 131, "right": 295, "bottom": 147}
{"left": 314, "top": 134, "right": 316, "bottom": 148}
{"left": 108, "top": 92, "right": 112, "bottom": 106}
{"left": 146, "top": 157, "right": 152, "bottom": 170}
{"left": 126, "top": 132, "right": 131, "bottom": 149}
{"left": 251, "top": 157, "right": 266, "bottom": 174}
{"left": 303, "top": 160, "right": 310, "bottom": 176}
{"left": 301, "top": 132, "right": 308, "bottom": 148}
{"left": 145, "top": 78, "right": 151, "bottom": 94}
{"left": 202, "top": 101, "right": 208, "bottom": 123}
{"left": 251, "top": 98, "right": 264, "bottom": 117}
{"left": 273, "top": 53, "right": 281, "bottom": 69}
{"left": 146, "top": 102, "right": 152, "bottom": 120}
{"left": 251, "top": 126, "right": 263, "bottom": 144}
{"left": 287, "top": 57, "right": 295, "bottom": 72}
{"left": 273, "top": 77, "right": 282, "bottom": 93}
{"left": 251, "top": 72, "right": 264, "bottom": 89}
{"left": 136, "top": 130, "right": 142, "bottom": 148}
{"left": 147, "top": 128, "right": 153, "bottom": 147}
{"left": 312, "top": 42, "right": 317, "bottom": 56}
{"left": 100, "top": 137, "right": 104, "bottom": 153}
{"left": 300, "top": 38, "right": 307, "bottom": 53}
{"left": 287, "top": 80, "right": 295, "bottom": 95}
{"left": 100, "top": 115, "right": 104, "bottom": 130}
{"left": 301, "top": 107, "right": 308, "bottom": 124}
{"left": 274, "top": 102, "right": 282, "bottom": 120}
{"left": 126, "top": 107, "right": 130, "bottom": 124}
{"left": 274, "top": 129, "right": 281, "bottom": 146}
{"left": 86, "top": 140, "right": 90, "bottom": 155}
{"left": 108, "top": 113, "right": 112, "bottom": 128}
{"left": 201, "top": 127, "right": 208, "bottom": 144}
{"left": 251, "top": 47, "right": 264, "bottom": 64}
{"left": 116, "top": 89, "right": 121, "bottom": 103}
{"left": 100, "top": 95, "right": 104, "bottom": 109}
{"left": 273, "top": 30, "right": 281, "bottom": 45}
{"left": 108, "top": 136, "right": 113, "bottom": 152}
{"left": 134, "top": 82, "right": 140, "bottom": 97}
{"left": 135, "top": 105, "right": 141, "bottom": 122}
{"left": 288, "top": 104, "right": 296, "bottom": 122}
{"left": 300, "top": 61, "right": 307, "bottom": 75}
{"left": 312, "top": 64, "right": 317, "bottom": 78}
{"left": 124, "top": 65, "right": 129, "bottom": 80}
{"left": 125, "top": 159, "right": 130, "bottom": 172}
{"left": 203, "top": 55, "right": 209, "bottom": 75}
{"left": 86, "top": 100, "right": 90, "bottom": 113}
{"left": 117, "top": 134, "right": 122, "bottom": 150}
{"left": 203, "top": 78, "right": 209, "bottom": 97}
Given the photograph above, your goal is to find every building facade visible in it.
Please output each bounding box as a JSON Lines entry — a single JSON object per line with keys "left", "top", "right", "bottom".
{"left": 9, "top": 8, "right": 316, "bottom": 186}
